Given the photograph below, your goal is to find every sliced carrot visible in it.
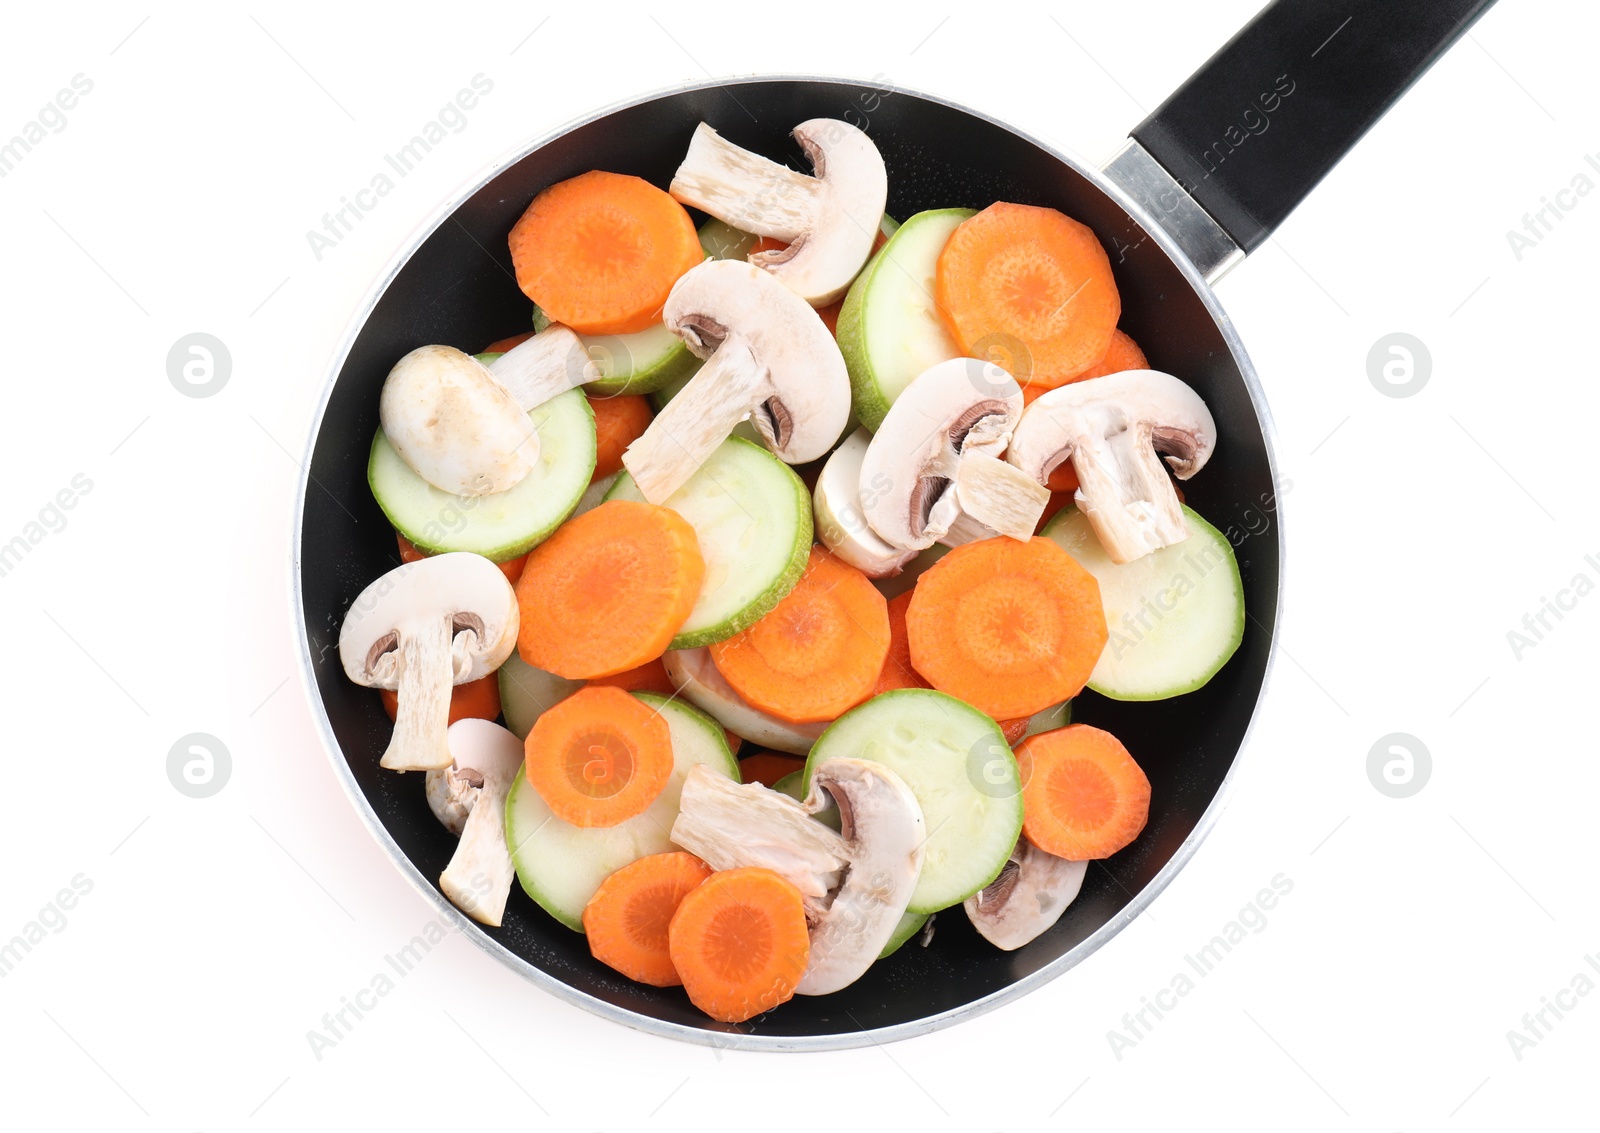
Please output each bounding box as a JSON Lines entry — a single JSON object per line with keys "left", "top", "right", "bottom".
{"left": 1076, "top": 327, "right": 1149, "bottom": 381}
{"left": 524, "top": 686, "right": 673, "bottom": 827}
{"left": 725, "top": 730, "right": 743, "bottom": 757}
{"left": 483, "top": 331, "right": 535, "bottom": 354}
{"left": 1016, "top": 724, "right": 1150, "bottom": 860}
{"left": 996, "top": 716, "right": 1031, "bottom": 745}
{"left": 395, "top": 531, "right": 526, "bottom": 583}
{"left": 587, "top": 392, "right": 654, "bottom": 481}
{"left": 710, "top": 549, "right": 889, "bottom": 724}
{"left": 1035, "top": 489, "right": 1077, "bottom": 534}
{"left": 936, "top": 202, "right": 1120, "bottom": 388}
{"left": 509, "top": 170, "right": 702, "bottom": 336}
{"left": 380, "top": 672, "right": 500, "bottom": 725}
{"left": 1045, "top": 460, "right": 1080, "bottom": 495}
{"left": 871, "top": 591, "right": 930, "bottom": 696}
{"left": 583, "top": 851, "right": 713, "bottom": 986}
{"left": 585, "top": 657, "right": 675, "bottom": 696}
{"left": 516, "top": 499, "right": 703, "bottom": 679}
{"left": 738, "top": 752, "right": 805, "bottom": 789}
{"left": 668, "top": 867, "right": 811, "bottom": 1023}
{"left": 906, "top": 536, "right": 1107, "bottom": 719}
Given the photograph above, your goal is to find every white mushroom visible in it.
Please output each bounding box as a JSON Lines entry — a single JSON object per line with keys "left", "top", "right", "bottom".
{"left": 813, "top": 428, "right": 917, "bottom": 577}
{"left": 669, "top": 758, "right": 925, "bottom": 995}
{"left": 425, "top": 719, "right": 523, "bottom": 926}
{"left": 378, "top": 328, "right": 596, "bottom": 496}
{"left": 860, "top": 357, "right": 1049, "bottom": 550}
{"left": 621, "top": 259, "right": 850, "bottom": 504}
{"left": 1006, "top": 369, "right": 1216, "bottom": 564}
{"left": 661, "top": 648, "right": 827, "bottom": 755}
{"left": 670, "top": 119, "right": 888, "bottom": 306}
{"left": 338, "top": 553, "right": 519, "bottom": 771}
{"left": 963, "top": 834, "right": 1087, "bottom": 951}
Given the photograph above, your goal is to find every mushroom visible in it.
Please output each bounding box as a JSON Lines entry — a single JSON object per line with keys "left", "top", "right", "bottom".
{"left": 338, "top": 553, "right": 519, "bottom": 771}
{"left": 963, "top": 834, "right": 1087, "bottom": 951}
{"left": 661, "top": 648, "right": 827, "bottom": 755}
{"left": 1006, "top": 369, "right": 1216, "bottom": 564}
{"left": 860, "top": 357, "right": 1049, "bottom": 550}
{"left": 425, "top": 718, "right": 523, "bottom": 926}
{"left": 621, "top": 259, "right": 851, "bottom": 504}
{"left": 670, "top": 758, "right": 925, "bottom": 995}
{"left": 669, "top": 119, "right": 888, "bottom": 306}
{"left": 378, "top": 327, "right": 596, "bottom": 496}
{"left": 813, "top": 428, "right": 917, "bottom": 577}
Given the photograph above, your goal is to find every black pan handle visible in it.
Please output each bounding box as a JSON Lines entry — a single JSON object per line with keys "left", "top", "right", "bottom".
{"left": 1128, "top": 0, "right": 1494, "bottom": 255}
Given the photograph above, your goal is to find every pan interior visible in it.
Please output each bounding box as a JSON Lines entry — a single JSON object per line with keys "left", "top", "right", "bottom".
{"left": 297, "top": 79, "right": 1280, "bottom": 1043}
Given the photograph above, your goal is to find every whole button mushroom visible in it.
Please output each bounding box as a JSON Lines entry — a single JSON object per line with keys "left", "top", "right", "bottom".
{"left": 378, "top": 326, "right": 597, "bottom": 496}
{"left": 859, "top": 357, "right": 1050, "bottom": 551}
{"left": 670, "top": 118, "right": 888, "bottom": 307}
{"left": 1006, "top": 369, "right": 1216, "bottom": 564}
{"left": 621, "top": 259, "right": 851, "bottom": 504}
{"left": 338, "top": 552, "right": 519, "bottom": 772}
{"left": 425, "top": 718, "right": 525, "bottom": 926}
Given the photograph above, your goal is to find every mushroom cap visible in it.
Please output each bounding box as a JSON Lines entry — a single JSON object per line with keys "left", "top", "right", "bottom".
{"left": 1006, "top": 369, "right": 1216, "bottom": 485}
{"left": 749, "top": 119, "right": 889, "bottom": 306}
{"left": 794, "top": 757, "right": 925, "bottom": 996}
{"left": 860, "top": 357, "right": 1023, "bottom": 550}
{"left": 662, "top": 258, "right": 851, "bottom": 466}
{"left": 963, "top": 835, "right": 1087, "bottom": 951}
{"left": 379, "top": 345, "right": 540, "bottom": 496}
{"left": 813, "top": 428, "right": 918, "bottom": 577}
{"left": 338, "top": 552, "right": 519, "bottom": 690}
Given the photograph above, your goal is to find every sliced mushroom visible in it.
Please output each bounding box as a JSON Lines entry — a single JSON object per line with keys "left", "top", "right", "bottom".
{"left": 670, "top": 119, "right": 888, "bottom": 306}
{"left": 378, "top": 328, "right": 596, "bottom": 496}
{"left": 1007, "top": 369, "right": 1216, "bottom": 564}
{"left": 813, "top": 428, "right": 917, "bottom": 577}
{"left": 338, "top": 553, "right": 519, "bottom": 771}
{"left": 669, "top": 758, "right": 925, "bottom": 996}
{"left": 661, "top": 648, "right": 827, "bottom": 755}
{"left": 426, "top": 719, "right": 523, "bottom": 926}
{"left": 860, "top": 357, "right": 1048, "bottom": 549}
{"left": 621, "top": 259, "right": 850, "bottom": 504}
{"left": 963, "top": 834, "right": 1087, "bottom": 951}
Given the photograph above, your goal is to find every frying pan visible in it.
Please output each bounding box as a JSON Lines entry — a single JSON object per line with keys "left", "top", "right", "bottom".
{"left": 294, "top": 0, "right": 1491, "bottom": 1049}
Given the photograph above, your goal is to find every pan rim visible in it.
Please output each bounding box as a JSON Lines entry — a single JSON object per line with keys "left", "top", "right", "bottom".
{"left": 290, "top": 71, "right": 1288, "bottom": 1052}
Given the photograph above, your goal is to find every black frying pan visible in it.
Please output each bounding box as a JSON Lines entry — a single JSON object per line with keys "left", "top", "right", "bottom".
{"left": 294, "top": 0, "right": 1491, "bottom": 1049}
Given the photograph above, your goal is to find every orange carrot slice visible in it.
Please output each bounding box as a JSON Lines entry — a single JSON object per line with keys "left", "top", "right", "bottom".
{"left": 1076, "top": 327, "right": 1149, "bottom": 381}
{"left": 870, "top": 590, "right": 930, "bottom": 697}
{"left": 1016, "top": 724, "right": 1151, "bottom": 859}
{"left": 936, "top": 202, "right": 1120, "bottom": 388}
{"left": 906, "top": 537, "right": 1107, "bottom": 719}
{"left": 380, "top": 672, "right": 500, "bottom": 725}
{"left": 668, "top": 867, "right": 811, "bottom": 1023}
{"left": 1035, "top": 489, "right": 1077, "bottom": 534}
{"left": 585, "top": 657, "right": 675, "bottom": 696}
{"left": 583, "top": 851, "right": 713, "bottom": 986}
{"left": 516, "top": 499, "right": 703, "bottom": 679}
{"left": 395, "top": 531, "right": 526, "bottom": 582}
{"left": 709, "top": 549, "right": 889, "bottom": 724}
{"left": 724, "top": 731, "right": 743, "bottom": 757}
{"left": 587, "top": 392, "right": 654, "bottom": 481}
{"left": 738, "top": 752, "right": 805, "bottom": 788}
{"left": 483, "top": 332, "right": 535, "bottom": 354}
{"left": 996, "top": 716, "right": 1031, "bottom": 745}
{"left": 509, "top": 171, "right": 702, "bottom": 335}
{"left": 524, "top": 686, "right": 673, "bottom": 827}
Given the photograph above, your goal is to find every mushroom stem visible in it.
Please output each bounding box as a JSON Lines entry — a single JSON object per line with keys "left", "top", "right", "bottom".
{"left": 621, "top": 339, "right": 765, "bottom": 504}
{"left": 379, "top": 615, "right": 456, "bottom": 771}
{"left": 671, "top": 124, "right": 817, "bottom": 241}
{"left": 486, "top": 324, "right": 596, "bottom": 410}
{"left": 954, "top": 452, "right": 1050, "bottom": 541}
{"left": 439, "top": 778, "right": 516, "bottom": 926}
{"left": 1070, "top": 428, "right": 1190, "bottom": 562}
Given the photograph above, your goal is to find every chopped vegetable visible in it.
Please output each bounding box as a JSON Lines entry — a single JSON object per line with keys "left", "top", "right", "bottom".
{"left": 906, "top": 537, "right": 1107, "bottom": 719}
{"left": 583, "top": 851, "right": 713, "bottom": 986}
{"left": 381, "top": 671, "right": 500, "bottom": 725}
{"left": 585, "top": 657, "right": 675, "bottom": 696}
{"left": 395, "top": 531, "right": 526, "bottom": 583}
{"left": 588, "top": 393, "right": 653, "bottom": 481}
{"left": 710, "top": 549, "right": 889, "bottom": 724}
{"left": 1015, "top": 724, "right": 1150, "bottom": 860}
{"left": 509, "top": 170, "right": 702, "bottom": 335}
{"left": 523, "top": 685, "right": 674, "bottom": 828}
{"left": 936, "top": 202, "right": 1120, "bottom": 388}
{"left": 515, "top": 499, "right": 704, "bottom": 679}
{"left": 484, "top": 332, "right": 535, "bottom": 354}
{"left": 667, "top": 866, "right": 811, "bottom": 1022}
{"left": 738, "top": 752, "right": 805, "bottom": 788}
{"left": 870, "top": 591, "right": 929, "bottom": 696}
{"left": 661, "top": 648, "right": 829, "bottom": 755}
{"left": 427, "top": 719, "right": 524, "bottom": 926}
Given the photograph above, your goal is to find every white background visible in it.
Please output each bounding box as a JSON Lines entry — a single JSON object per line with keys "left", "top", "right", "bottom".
{"left": 1, "top": 1, "right": 1593, "bottom": 1128}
